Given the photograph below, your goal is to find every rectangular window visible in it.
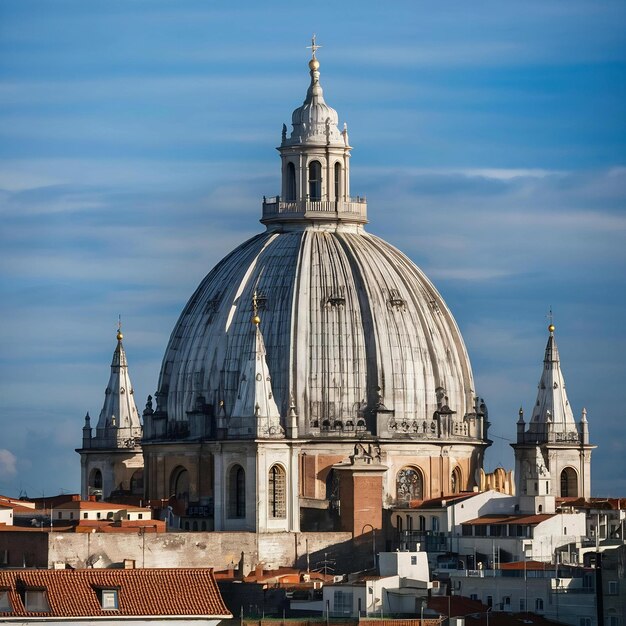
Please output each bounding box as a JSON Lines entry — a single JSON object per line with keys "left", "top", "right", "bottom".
{"left": 608, "top": 580, "right": 618, "bottom": 595}
{"left": 519, "top": 599, "right": 525, "bottom": 611}
{"left": 462, "top": 525, "right": 472, "bottom": 536}
{"left": 101, "top": 589, "right": 119, "bottom": 610}
{"left": 535, "top": 598, "right": 544, "bottom": 612}
{"left": 333, "top": 590, "right": 353, "bottom": 616}
{"left": 487, "top": 596, "right": 493, "bottom": 608}
{"left": 96, "top": 512, "right": 101, "bottom": 520}
{"left": 0, "top": 590, "right": 11, "bottom": 611}
{"left": 474, "top": 525, "right": 487, "bottom": 537}
{"left": 138, "top": 513, "right": 143, "bottom": 520}
{"left": 25, "top": 590, "right": 50, "bottom": 612}
{"left": 69, "top": 512, "right": 74, "bottom": 520}
{"left": 470, "top": 594, "right": 478, "bottom": 601}
{"left": 83, "top": 512, "right": 88, "bottom": 519}
{"left": 57, "top": 512, "right": 62, "bottom": 519}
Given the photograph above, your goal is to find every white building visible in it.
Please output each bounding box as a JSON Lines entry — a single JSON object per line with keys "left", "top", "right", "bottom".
{"left": 322, "top": 551, "right": 431, "bottom": 617}
{"left": 54, "top": 500, "right": 152, "bottom": 523}
{"left": 0, "top": 504, "right": 13, "bottom": 527}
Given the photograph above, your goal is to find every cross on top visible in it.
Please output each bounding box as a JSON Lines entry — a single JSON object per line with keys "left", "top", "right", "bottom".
{"left": 547, "top": 307, "right": 553, "bottom": 325}
{"left": 307, "top": 34, "right": 322, "bottom": 59}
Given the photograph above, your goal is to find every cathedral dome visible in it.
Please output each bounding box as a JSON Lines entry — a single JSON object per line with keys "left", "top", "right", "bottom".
{"left": 153, "top": 47, "right": 479, "bottom": 441}
{"left": 156, "top": 228, "right": 476, "bottom": 434}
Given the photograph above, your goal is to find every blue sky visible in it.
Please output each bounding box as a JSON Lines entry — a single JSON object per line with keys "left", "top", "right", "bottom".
{"left": 0, "top": 1, "right": 624, "bottom": 497}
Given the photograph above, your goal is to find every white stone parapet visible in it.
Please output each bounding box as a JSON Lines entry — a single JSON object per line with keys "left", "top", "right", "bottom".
{"left": 261, "top": 196, "right": 368, "bottom": 224}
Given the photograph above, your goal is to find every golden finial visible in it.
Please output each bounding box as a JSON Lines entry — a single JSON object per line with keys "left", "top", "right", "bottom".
{"left": 252, "top": 291, "right": 261, "bottom": 326}
{"left": 307, "top": 34, "right": 321, "bottom": 70}
{"left": 117, "top": 315, "right": 123, "bottom": 341}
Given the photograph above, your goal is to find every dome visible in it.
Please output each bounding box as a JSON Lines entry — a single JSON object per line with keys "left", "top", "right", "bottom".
{"left": 154, "top": 49, "right": 478, "bottom": 441}
{"left": 156, "top": 227, "right": 476, "bottom": 434}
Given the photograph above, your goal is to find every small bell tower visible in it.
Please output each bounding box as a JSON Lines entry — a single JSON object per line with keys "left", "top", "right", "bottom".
{"left": 77, "top": 322, "right": 144, "bottom": 500}
{"left": 512, "top": 321, "right": 595, "bottom": 501}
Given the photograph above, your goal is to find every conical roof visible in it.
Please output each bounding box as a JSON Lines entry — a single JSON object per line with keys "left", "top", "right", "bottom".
{"left": 529, "top": 324, "right": 577, "bottom": 435}
{"left": 94, "top": 327, "right": 142, "bottom": 446}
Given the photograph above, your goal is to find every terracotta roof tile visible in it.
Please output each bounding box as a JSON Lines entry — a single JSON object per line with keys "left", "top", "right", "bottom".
{"left": 463, "top": 513, "right": 553, "bottom": 525}
{"left": 0, "top": 568, "right": 231, "bottom": 618}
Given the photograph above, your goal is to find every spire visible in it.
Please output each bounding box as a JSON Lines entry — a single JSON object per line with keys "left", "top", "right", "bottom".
{"left": 230, "top": 296, "right": 284, "bottom": 438}
{"left": 94, "top": 323, "right": 142, "bottom": 447}
{"left": 528, "top": 323, "right": 577, "bottom": 437}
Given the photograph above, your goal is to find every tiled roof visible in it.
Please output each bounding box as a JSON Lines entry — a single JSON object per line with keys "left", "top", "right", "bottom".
{"left": 57, "top": 500, "right": 149, "bottom": 512}
{"left": 0, "top": 568, "right": 231, "bottom": 618}
{"left": 462, "top": 513, "right": 553, "bottom": 526}
{"left": 402, "top": 493, "right": 475, "bottom": 509}
{"left": 557, "top": 496, "right": 626, "bottom": 510}
{"left": 499, "top": 560, "right": 555, "bottom": 571}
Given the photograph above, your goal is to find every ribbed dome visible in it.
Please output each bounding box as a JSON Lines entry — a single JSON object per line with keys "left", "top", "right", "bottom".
{"left": 156, "top": 227, "right": 476, "bottom": 435}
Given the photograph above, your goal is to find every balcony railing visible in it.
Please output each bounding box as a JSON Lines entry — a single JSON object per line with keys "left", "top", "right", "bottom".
{"left": 261, "top": 196, "right": 368, "bottom": 223}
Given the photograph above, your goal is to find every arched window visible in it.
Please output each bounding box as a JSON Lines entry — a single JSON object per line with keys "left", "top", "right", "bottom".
{"left": 170, "top": 466, "right": 190, "bottom": 506}
{"left": 396, "top": 467, "right": 423, "bottom": 502}
{"left": 268, "top": 464, "right": 286, "bottom": 519}
{"left": 286, "top": 162, "right": 296, "bottom": 201}
{"left": 229, "top": 464, "right": 246, "bottom": 518}
{"left": 396, "top": 515, "right": 403, "bottom": 532}
{"left": 451, "top": 467, "right": 462, "bottom": 494}
{"left": 308, "top": 160, "right": 321, "bottom": 200}
{"left": 334, "top": 162, "right": 341, "bottom": 201}
{"left": 89, "top": 469, "right": 102, "bottom": 490}
{"left": 130, "top": 470, "right": 144, "bottom": 496}
{"left": 418, "top": 515, "right": 426, "bottom": 531}
{"left": 89, "top": 469, "right": 103, "bottom": 500}
{"left": 560, "top": 467, "right": 578, "bottom": 497}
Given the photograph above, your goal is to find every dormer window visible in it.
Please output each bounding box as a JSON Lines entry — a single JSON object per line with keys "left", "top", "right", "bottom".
{"left": 0, "top": 590, "right": 12, "bottom": 612}
{"left": 100, "top": 589, "right": 119, "bottom": 610}
{"left": 25, "top": 590, "right": 50, "bottom": 612}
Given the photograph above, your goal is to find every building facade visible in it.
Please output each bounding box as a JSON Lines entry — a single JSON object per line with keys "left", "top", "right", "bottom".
{"left": 136, "top": 47, "right": 491, "bottom": 534}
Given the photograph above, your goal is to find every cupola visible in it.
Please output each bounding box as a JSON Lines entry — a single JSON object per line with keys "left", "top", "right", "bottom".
{"left": 261, "top": 36, "right": 367, "bottom": 228}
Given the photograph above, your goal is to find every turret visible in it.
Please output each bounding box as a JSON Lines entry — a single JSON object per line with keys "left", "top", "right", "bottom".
{"left": 580, "top": 407, "right": 589, "bottom": 445}
{"left": 82, "top": 412, "right": 92, "bottom": 449}
{"left": 229, "top": 293, "right": 285, "bottom": 439}
{"left": 516, "top": 406, "right": 525, "bottom": 442}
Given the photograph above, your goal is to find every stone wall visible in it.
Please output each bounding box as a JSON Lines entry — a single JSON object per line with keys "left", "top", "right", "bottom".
{"left": 45, "top": 531, "right": 353, "bottom": 571}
